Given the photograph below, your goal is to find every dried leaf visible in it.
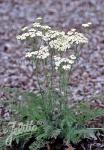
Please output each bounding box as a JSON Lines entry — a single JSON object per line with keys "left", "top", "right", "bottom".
{"left": 47, "top": 144, "right": 51, "bottom": 150}
{"left": 66, "top": 145, "right": 74, "bottom": 150}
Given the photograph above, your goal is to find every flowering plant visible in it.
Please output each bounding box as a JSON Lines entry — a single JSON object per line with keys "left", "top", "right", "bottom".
{"left": 2, "top": 18, "right": 104, "bottom": 150}
{"left": 16, "top": 18, "right": 88, "bottom": 111}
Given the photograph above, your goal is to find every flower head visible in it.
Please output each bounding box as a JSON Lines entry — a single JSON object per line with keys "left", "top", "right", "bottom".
{"left": 49, "top": 35, "right": 71, "bottom": 51}
{"left": 70, "top": 55, "right": 77, "bottom": 60}
{"left": 62, "top": 64, "right": 71, "bottom": 70}
{"left": 25, "top": 46, "right": 49, "bottom": 59}
{"left": 82, "top": 22, "right": 92, "bottom": 28}
{"left": 36, "top": 46, "right": 49, "bottom": 59}
{"left": 21, "top": 26, "right": 28, "bottom": 31}
{"left": 54, "top": 55, "right": 76, "bottom": 70}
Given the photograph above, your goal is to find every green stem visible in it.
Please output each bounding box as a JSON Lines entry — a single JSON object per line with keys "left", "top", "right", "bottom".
{"left": 62, "top": 71, "right": 68, "bottom": 107}
{"left": 49, "top": 51, "right": 54, "bottom": 114}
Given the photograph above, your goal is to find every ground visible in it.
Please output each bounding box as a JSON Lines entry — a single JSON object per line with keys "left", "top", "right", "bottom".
{"left": 0, "top": 0, "right": 104, "bottom": 101}
{"left": 0, "top": 1, "right": 104, "bottom": 149}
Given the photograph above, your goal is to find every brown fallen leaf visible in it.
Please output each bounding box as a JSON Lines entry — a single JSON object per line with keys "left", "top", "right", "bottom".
{"left": 66, "top": 145, "right": 74, "bottom": 150}
{"left": 47, "top": 144, "right": 51, "bottom": 150}
{"left": 95, "top": 100, "right": 104, "bottom": 108}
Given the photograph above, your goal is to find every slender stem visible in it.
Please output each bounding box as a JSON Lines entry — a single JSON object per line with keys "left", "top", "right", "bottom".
{"left": 35, "top": 59, "right": 50, "bottom": 119}
{"left": 58, "top": 52, "right": 65, "bottom": 110}
{"left": 43, "top": 58, "right": 50, "bottom": 115}
{"left": 50, "top": 51, "right": 54, "bottom": 90}
{"left": 62, "top": 71, "right": 68, "bottom": 106}
{"left": 59, "top": 52, "right": 62, "bottom": 94}
{"left": 31, "top": 39, "right": 47, "bottom": 117}
{"left": 49, "top": 50, "right": 54, "bottom": 113}
{"left": 36, "top": 60, "right": 43, "bottom": 97}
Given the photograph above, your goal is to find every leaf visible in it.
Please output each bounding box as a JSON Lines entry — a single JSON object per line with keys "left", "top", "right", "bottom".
{"left": 47, "top": 144, "right": 51, "bottom": 150}
{"left": 66, "top": 145, "right": 74, "bottom": 150}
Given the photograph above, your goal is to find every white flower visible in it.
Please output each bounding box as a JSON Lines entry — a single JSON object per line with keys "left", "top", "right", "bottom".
{"left": 25, "top": 52, "right": 32, "bottom": 58}
{"left": 16, "top": 33, "right": 30, "bottom": 40}
{"left": 54, "top": 56, "right": 61, "bottom": 68}
{"left": 36, "top": 17, "right": 42, "bottom": 20}
{"left": 67, "top": 29, "right": 76, "bottom": 36}
{"left": 19, "top": 35, "right": 26, "bottom": 40}
{"left": 54, "top": 66, "right": 57, "bottom": 70}
{"left": 30, "top": 33, "right": 36, "bottom": 37}
{"left": 25, "top": 46, "right": 50, "bottom": 59}
{"left": 49, "top": 35, "right": 71, "bottom": 51}
{"left": 33, "top": 22, "right": 51, "bottom": 31}
{"left": 67, "top": 31, "right": 74, "bottom": 36}
{"left": 42, "top": 30, "right": 65, "bottom": 42}
{"left": 28, "top": 28, "right": 36, "bottom": 32}
{"left": 70, "top": 55, "right": 77, "bottom": 60}
{"left": 71, "top": 32, "right": 88, "bottom": 44}
{"left": 54, "top": 56, "right": 75, "bottom": 70}
{"left": 25, "top": 51, "right": 38, "bottom": 58}
{"left": 31, "top": 51, "right": 38, "bottom": 55}
{"left": 82, "top": 22, "right": 92, "bottom": 28}
{"left": 54, "top": 56, "right": 61, "bottom": 61}
{"left": 36, "top": 46, "right": 50, "bottom": 59}
{"left": 36, "top": 31, "right": 43, "bottom": 36}
{"left": 55, "top": 61, "right": 61, "bottom": 67}
{"left": 62, "top": 64, "right": 71, "bottom": 70}
{"left": 21, "top": 26, "right": 28, "bottom": 31}
{"left": 68, "top": 60, "right": 74, "bottom": 64}
{"left": 41, "top": 25, "right": 51, "bottom": 30}
{"left": 42, "top": 36, "right": 50, "bottom": 41}
{"left": 16, "top": 35, "right": 21, "bottom": 40}
{"left": 32, "top": 22, "right": 41, "bottom": 28}
{"left": 88, "top": 22, "right": 92, "bottom": 25}
{"left": 23, "top": 33, "right": 30, "bottom": 37}
{"left": 71, "top": 28, "right": 76, "bottom": 32}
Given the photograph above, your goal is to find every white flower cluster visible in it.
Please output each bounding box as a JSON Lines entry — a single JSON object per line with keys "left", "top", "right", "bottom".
{"left": 48, "top": 28, "right": 88, "bottom": 51}
{"left": 69, "top": 54, "right": 77, "bottom": 60}
{"left": 21, "top": 26, "right": 29, "bottom": 31}
{"left": 33, "top": 22, "right": 51, "bottom": 30}
{"left": 54, "top": 54, "right": 77, "bottom": 70}
{"left": 16, "top": 19, "right": 52, "bottom": 40}
{"left": 36, "top": 46, "right": 49, "bottom": 59}
{"left": 42, "top": 30, "right": 65, "bottom": 41}
{"left": 16, "top": 18, "right": 88, "bottom": 71}
{"left": 82, "top": 22, "right": 92, "bottom": 28}
{"left": 67, "top": 28, "right": 76, "bottom": 36}
{"left": 62, "top": 64, "right": 71, "bottom": 70}
{"left": 25, "top": 46, "right": 49, "bottom": 59}
{"left": 17, "top": 19, "right": 88, "bottom": 50}
{"left": 67, "top": 31, "right": 88, "bottom": 45}
{"left": 16, "top": 28, "right": 43, "bottom": 40}
{"left": 25, "top": 51, "right": 34, "bottom": 57}
{"left": 49, "top": 35, "right": 72, "bottom": 51}
{"left": 16, "top": 32, "right": 30, "bottom": 40}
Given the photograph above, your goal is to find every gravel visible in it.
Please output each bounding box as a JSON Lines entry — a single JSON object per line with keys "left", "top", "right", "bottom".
{"left": 0, "top": 0, "right": 104, "bottom": 101}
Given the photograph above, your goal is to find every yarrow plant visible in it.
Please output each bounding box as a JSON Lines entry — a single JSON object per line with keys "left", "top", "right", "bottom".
{"left": 16, "top": 17, "right": 95, "bottom": 148}
{"left": 16, "top": 17, "right": 89, "bottom": 102}
{"left": 16, "top": 18, "right": 89, "bottom": 122}
{"left": 2, "top": 18, "right": 104, "bottom": 150}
